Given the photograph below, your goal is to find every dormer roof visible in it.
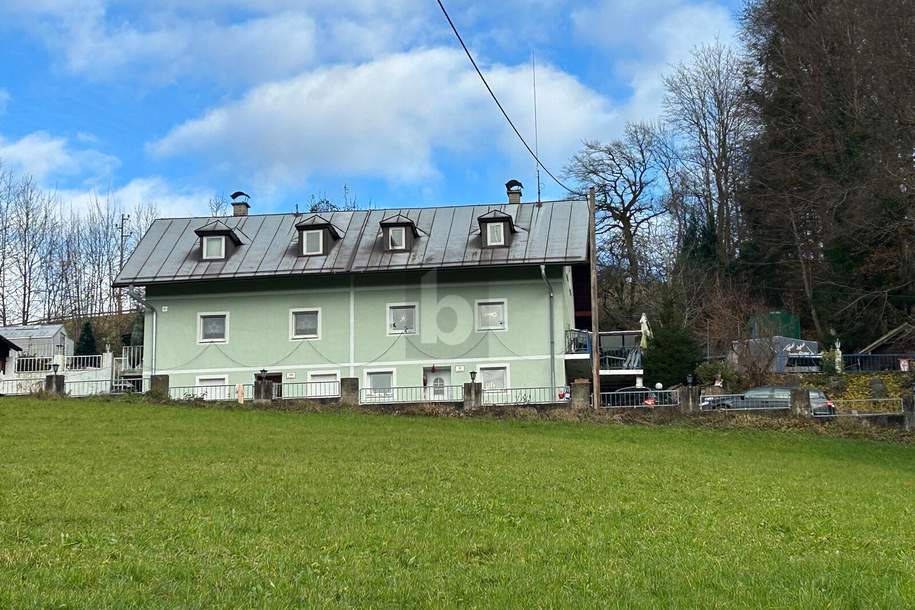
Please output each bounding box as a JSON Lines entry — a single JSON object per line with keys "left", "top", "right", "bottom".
{"left": 194, "top": 219, "right": 247, "bottom": 245}
{"left": 379, "top": 214, "right": 422, "bottom": 237}
{"left": 295, "top": 214, "right": 344, "bottom": 239}
{"left": 476, "top": 209, "right": 518, "bottom": 233}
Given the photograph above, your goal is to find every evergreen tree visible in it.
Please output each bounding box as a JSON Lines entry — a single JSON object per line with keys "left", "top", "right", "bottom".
{"left": 74, "top": 320, "right": 98, "bottom": 356}
{"left": 643, "top": 295, "right": 701, "bottom": 388}
{"left": 130, "top": 314, "right": 144, "bottom": 346}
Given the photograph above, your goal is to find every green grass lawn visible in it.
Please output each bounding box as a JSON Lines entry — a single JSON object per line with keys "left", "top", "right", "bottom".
{"left": 1, "top": 398, "right": 913, "bottom": 609}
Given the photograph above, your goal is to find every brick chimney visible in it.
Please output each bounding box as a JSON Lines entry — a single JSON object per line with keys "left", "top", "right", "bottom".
{"left": 231, "top": 191, "right": 250, "bottom": 216}
{"left": 505, "top": 179, "right": 523, "bottom": 204}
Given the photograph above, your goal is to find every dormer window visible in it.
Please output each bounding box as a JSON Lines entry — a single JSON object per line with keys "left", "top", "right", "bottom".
{"left": 388, "top": 226, "right": 406, "bottom": 250}
{"left": 202, "top": 235, "right": 226, "bottom": 260}
{"left": 380, "top": 214, "right": 421, "bottom": 253}
{"left": 477, "top": 210, "right": 517, "bottom": 249}
{"left": 295, "top": 214, "right": 342, "bottom": 257}
{"left": 486, "top": 222, "right": 505, "bottom": 247}
{"left": 302, "top": 229, "right": 323, "bottom": 256}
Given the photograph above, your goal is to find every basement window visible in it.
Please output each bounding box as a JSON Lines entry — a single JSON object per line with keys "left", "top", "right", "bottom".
{"left": 388, "top": 226, "right": 406, "bottom": 251}
{"left": 302, "top": 230, "right": 323, "bottom": 256}
{"left": 202, "top": 235, "right": 226, "bottom": 260}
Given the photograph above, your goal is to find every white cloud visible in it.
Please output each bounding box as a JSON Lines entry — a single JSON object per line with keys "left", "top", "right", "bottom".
{"left": 149, "top": 48, "right": 617, "bottom": 187}
{"left": 58, "top": 177, "right": 212, "bottom": 218}
{"left": 0, "top": 89, "right": 10, "bottom": 113}
{"left": 572, "top": 0, "right": 737, "bottom": 118}
{"left": 0, "top": 131, "right": 119, "bottom": 183}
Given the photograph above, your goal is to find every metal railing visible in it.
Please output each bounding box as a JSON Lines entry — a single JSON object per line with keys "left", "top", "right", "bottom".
{"left": 600, "top": 347, "right": 642, "bottom": 370}
{"left": 273, "top": 380, "right": 341, "bottom": 400}
{"left": 698, "top": 393, "right": 789, "bottom": 411}
{"left": 65, "top": 379, "right": 113, "bottom": 397}
{"left": 820, "top": 398, "right": 905, "bottom": 417}
{"left": 601, "top": 389, "right": 680, "bottom": 408}
{"left": 565, "top": 329, "right": 592, "bottom": 354}
{"left": 64, "top": 355, "right": 103, "bottom": 370}
{"left": 842, "top": 353, "right": 914, "bottom": 372}
{"left": 359, "top": 385, "right": 464, "bottom": 405}
{"left": 14, "top": 356, "right": 53, "bottom": 374}
{"left": 483, "top": 386, "right": 571, "bottom": 406}
{"left": 121, "top": 345, "right": 144, "bottom": 371}
{"left": 168, "top": 384, "right": 252, "bottom": 402}
{"left": 0, "top": 379, "right": 42, "bottom": 395}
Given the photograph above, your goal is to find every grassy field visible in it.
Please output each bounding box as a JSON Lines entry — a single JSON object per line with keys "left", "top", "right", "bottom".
{"left": 1, "top": 398, "right": 913, "bottom": 609}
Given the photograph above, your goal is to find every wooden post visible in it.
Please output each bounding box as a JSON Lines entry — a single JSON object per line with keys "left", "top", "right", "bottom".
{"left": 588, "top": 187, "right": 601, "bottom": 410}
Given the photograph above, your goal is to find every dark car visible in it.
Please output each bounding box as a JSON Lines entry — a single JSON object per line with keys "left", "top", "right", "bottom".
{"left": 700, "top": 386, "right": 835, "bottom": 414}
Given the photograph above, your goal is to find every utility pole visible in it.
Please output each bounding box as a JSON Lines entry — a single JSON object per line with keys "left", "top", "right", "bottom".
{"left": 117, "top": 213, "right": 130, "bottom": 315}
{"left": 588, "top": 187, "right": 601, "bottom": 410}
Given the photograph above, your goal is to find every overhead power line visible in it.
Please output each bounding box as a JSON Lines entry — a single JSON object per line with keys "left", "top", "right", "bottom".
{"left": 435, "top": 0, "right": 576, "bottom": 196}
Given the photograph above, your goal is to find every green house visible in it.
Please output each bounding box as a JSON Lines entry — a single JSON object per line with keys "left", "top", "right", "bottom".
{"left": 114, "top": 187, "right": 642, "bottom": 401}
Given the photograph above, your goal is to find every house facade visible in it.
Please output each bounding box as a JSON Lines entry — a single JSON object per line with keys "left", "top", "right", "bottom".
{"left": 114, "top": 187, "right": 645, "bottom": 400}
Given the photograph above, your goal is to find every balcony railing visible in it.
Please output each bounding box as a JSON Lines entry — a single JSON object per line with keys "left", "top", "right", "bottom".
{"left": 483, "top": 386, "right": 570, "bottom": 406}
{"left": 359, "top": 385, "right": 464, "bottom": 405}
{"left": 273, "top": 381, "right": 341, "bottom": 400}
{"left": 842, "top": 353, "right": 914, "bottom": 372}
{"left": 565, "top": 330, "right": 643, "bottom": 370}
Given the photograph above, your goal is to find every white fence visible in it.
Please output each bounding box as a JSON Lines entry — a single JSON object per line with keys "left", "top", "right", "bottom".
{"left": 0, "top": 378, "right": 42, "bottom": 395}
{"left": 64, "top": 355, "right": 103, "bottom": 370}
{"left": 360, "top": 385, "right": 464, "bottom": 404}
{"left": 168, "top": 384, "right": 254, "bottom": 402}
{"left": 483, "top": 386, "right": 571, "bottom": 406}
{"left": 274, "top": 381, "right": 341, "bottom": 400}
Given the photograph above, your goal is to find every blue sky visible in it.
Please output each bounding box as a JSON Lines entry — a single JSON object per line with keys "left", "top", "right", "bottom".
{"left": 0, "top": 0, "right": 740, "bottom": 217}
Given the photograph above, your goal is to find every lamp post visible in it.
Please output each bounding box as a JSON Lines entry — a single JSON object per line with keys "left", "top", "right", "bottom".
{"left": 469, "top": 370, "right": 477, "bottom": 383}
{"left": 52, "top": 363, "right": 59, "bottom": 375}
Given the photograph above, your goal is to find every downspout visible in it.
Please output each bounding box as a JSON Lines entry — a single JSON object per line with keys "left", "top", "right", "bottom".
{"left": 540, "top": 265, "right": 556, "bottom": 392}
{"left": 127, "top": 286, "right": 156, "bottom": 375}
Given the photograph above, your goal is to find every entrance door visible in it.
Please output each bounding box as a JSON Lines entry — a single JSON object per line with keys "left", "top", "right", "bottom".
{"left": 266, "top": 373, "right": 283, "bottom": 398}
{"left": 424, "top": 367, "right": 452, "bottom": 400}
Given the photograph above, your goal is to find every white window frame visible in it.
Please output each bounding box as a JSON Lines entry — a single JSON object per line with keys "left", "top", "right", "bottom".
{"left": 307, "top": 369, "right": 340, "bottom": 397}
{"left": 388, "top": 226, "right": 407, "bottom": 251}
{"left": 386, "top": 302, "right": 418, "bottom": 335}
{"left": 289, "top": 307, "right": 321, "bottom": 340}
{"left": 202, "top": 235, "right": 226, "bottom": 260}
{"left": 364, "top": 368, "right": 396, "bottom": 396}
{"left": 475, "top": 298, "right": 508, "bottom": 332}
{"left": 477, "top": 364, "right": 511, "bottom": 390}
{"left": 197, "top": 311, "right": 229, "bottom": 344}
{"left": 302, "top": 229, "right": 323, "bottom": 256}
{"left": 195, "top": 375, "right": 228, "bottom": 386}
{"left": 486, "top": 222, "right": 505, "bottom": 246}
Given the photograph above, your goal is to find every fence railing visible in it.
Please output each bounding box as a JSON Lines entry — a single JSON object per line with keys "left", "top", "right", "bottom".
{"left": 64, "top": 355, "right": 103, "bottom": 370}
{"left": 822, "top": 398, "right": 904, "bottom": 417}
{"left": 600, "top": 347, "right": 642, "bottom": 370}
{"left": 601, "top": 389, "right": 680, "bottom": 408}
{"left": 121, "top": 345, "right": 144, "bottom": 371}
{"left": 0, "top": 379, "right": 42, "bottom": 395}
{"left": 483, "top": 386, "right": 570, "bottom": 406}
{"left": 14, "top": 357, "right": 53, "bottom": 374}
{"left": 359, "top": 385, "right": 464, "bottom": 404}
{"left": 273, "top": 380, "right": 341, "bottom": 400}
{"left": 65, "top": 379, "right": 113, "bottom": 397}
{"left": 168, "top": 384, "right": 253, "bottom": 402}
{"left": 842, "top": 353, "right": 914, "bottom": 372}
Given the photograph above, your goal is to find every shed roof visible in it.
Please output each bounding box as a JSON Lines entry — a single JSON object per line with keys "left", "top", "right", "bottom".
{"left": 113, "top": 199, "right": 589, "bottom": 287}
{"left": 0, "top": 334, "right": 21, "bottom": 352}
{"left": 0, "top": 324, "right": 66, "bottom": 340}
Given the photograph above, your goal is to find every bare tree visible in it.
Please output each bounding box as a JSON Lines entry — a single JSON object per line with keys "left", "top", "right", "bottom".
{"left": 663, "top": 41, "right": 754, "bottom": 268}
{"left": 208, "top": 194, "right": 228, "bottom": 217}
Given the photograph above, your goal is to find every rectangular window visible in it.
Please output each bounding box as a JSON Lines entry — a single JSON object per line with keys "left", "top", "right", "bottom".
{"left": 388, "top": 226, "right": 406, "bottom": 250}
{"left": 478, "top": 366, "right": 508, "bottom": 390}
{"left": 290, "top": 309, "right": 320, "bottom": 339}
{"left": 476, "top": 300, "right": 507, "bottom": 331}
{"left": 197, "top": 375, "right": 228, "bottom": 387}
{"left": 302, "top": 230, "right": 323, "bottom": 255}
{"left": 366, "top": 370, "right": 394, "bottom": 395}
{"left": 202, "top": 235, "right": 225, "bottom": 260}
{"left": 307, "top": 371, "right": 339, "bottom": 397}
{"left": 198, "top": 313, "right": 228, "bottom": 343}
{"left": 486, "top": 222, "right": 505, "bottom": 246}
{"left": 388, "top": 304, "right": 417, "bottom": 334}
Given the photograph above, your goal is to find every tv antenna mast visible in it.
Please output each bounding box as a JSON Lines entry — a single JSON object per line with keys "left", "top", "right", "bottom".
{"left": 531, "top": 50, "right": 542, "bottom": 204}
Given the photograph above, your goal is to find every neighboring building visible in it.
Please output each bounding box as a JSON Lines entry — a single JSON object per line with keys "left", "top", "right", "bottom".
{"left": 113, "top": 185, "right": 644, "bottom": 396}
{"left": 0, "top": 324, "right": 74, "bottom": 358}
{"left": 0, "top": 334, "right": 21, "bottom": 376}
{"left": 730, "top": 335, "right": 820, "bottom": 373}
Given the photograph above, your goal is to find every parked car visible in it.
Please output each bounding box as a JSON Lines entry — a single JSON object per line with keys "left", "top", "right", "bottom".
{"left": 700, "top": 386, "right": 835, "bottom": 414}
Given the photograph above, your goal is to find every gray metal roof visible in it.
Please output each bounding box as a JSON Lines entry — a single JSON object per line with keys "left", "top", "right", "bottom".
{"left": 0, "top": 324, "right": 66, "bottom": 340}
{"left": 113, "top": 199, "right": 589, "bottom": 287}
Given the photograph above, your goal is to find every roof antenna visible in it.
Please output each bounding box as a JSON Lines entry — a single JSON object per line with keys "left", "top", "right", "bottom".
{"left": 531, "top": 49, "right": 542, "bottom": 205}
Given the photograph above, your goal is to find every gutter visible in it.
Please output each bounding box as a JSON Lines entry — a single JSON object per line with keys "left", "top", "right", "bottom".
{"left": 540, "top": 265, "right": 556, "bottom": 392}
{"left": 126, "top": 286, "right": 157, "bottom": 375}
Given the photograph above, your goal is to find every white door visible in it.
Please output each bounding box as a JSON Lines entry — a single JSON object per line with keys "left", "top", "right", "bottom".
{"left": 425, "top": 368, "right": 452, "bottom": 400}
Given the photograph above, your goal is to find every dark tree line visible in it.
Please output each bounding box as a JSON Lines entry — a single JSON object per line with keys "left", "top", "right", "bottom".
{"left": 569, "top": 0, "right": 915, "bottom": 354}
